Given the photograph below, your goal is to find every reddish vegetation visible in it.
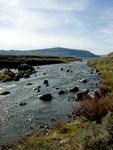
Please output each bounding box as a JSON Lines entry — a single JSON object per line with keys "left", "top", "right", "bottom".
{"left": 81, "top": 94, "right": 113, "bottom": 122}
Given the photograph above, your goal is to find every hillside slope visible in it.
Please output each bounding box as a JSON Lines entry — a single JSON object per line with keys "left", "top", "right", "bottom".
{"left": 0, "top": 47, "right": 99, "bottom": 58}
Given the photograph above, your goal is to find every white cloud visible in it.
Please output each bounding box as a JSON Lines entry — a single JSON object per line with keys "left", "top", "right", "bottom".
{"left": 21, "top": 0, "right": 90, "bottom": 11}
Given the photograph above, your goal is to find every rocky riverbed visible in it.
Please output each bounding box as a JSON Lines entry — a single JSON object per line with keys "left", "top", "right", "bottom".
{"left": 0, "top": 60, "right": 99, "bottom": 144}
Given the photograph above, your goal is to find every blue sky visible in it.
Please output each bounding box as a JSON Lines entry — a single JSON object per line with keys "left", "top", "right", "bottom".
{"left": 0, "top": 0, "right": 113, "bottom": 54}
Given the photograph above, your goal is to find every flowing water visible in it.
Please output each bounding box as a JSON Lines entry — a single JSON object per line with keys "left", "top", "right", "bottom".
{"left": 0, "top": 61, "right": 99, "bottom": 144}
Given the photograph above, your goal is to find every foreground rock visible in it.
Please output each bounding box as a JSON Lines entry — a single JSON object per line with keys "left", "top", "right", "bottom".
{"left": 0, "top": 91, "right": 10, "bottom": 95}
{"left": 0, "top": 68, "right": 15, "bottom": 81}
{"left": 0, "top": 68, "right": 15, "bottom": 76}
{"left": 38, "top": 94, "right": 52, "bottom": 101}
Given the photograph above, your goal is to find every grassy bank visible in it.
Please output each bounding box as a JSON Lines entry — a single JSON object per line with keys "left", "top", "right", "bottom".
{"left": 0, "top": 55, "right": 113, "bottom": 150}
{"left": 88, "top": 55, "right": 113, "bottom": 95}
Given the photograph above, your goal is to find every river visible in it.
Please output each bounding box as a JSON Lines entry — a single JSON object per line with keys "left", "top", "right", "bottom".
{"left": 0, "top": 61, "right": 99, "bottom": 144}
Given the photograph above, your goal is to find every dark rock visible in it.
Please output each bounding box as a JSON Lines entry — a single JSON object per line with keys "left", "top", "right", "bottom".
{"left": 55, "top": 87, "right": 60, "bottom": 90}
{"left": 19, "top": 102, "right": 27, "bottom": 106}
{"left": 60, "top": 68, "right": 63, "bottom": 71}
{"left": 43, "top": 80, "right": 49, "bottom": 86}
{"left": 13, "top": 74, "right": 20, "bottom": 81}
{"left": 33, "top": 86, "right": 41, "bottom": 92}
{"left": 66, "top": 69, "right": 70, "bottom": 73}
{"left": 57, "top": 90, "right": 65, "bottom": 95}
{"left": 23, "top": 73, "right": 30, "bottom": 79}
{"left": 38, "top": 94, "right": 52, "bottom": 101}
{"left": 26, "top": 83, "right": 33, "bottom": 85}
{"left": 51, "top": 118, "right": 56, "bottom": 122}
{"left": 67, "top": 87, "right": 79, "bottom": 93}
{"left": 36, "top": 88, "right": 40, "bottom": 92}
{"left": 43, "top": 73, "right": 47, "bottom": 75}
{"left": 39, "top": 125, "right": 45, "bottom": 129}
{"left": 95, "top": 69, "right": 99, "bottom": 73}
{"left": 67, "top": 114, "right": 72, "bottom": 118}
{"left": 0, "top": 91, "right": 10, "bottom": 95}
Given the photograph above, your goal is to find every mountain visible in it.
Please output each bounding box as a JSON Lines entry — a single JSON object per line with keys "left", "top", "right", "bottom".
{"left": 0, "top": 47, "right": 99, "bottom": 58}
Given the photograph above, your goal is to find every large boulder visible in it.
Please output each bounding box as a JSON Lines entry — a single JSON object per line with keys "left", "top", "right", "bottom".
{"left": 0, "top": 68, "right": 15, "bottom": 81}
{"left": 38, "top": 94, "right": 52, "bottom": 101}
{"left": 18, "top": 63, "right": 34, "bottom": 72}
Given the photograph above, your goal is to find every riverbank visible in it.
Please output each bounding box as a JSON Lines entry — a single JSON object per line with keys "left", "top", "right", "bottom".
{"left": 0, "top": 55, "right": 80, "bottom": 69}
{"left": 0, "top": 57, "right": 113, "bottom": 150}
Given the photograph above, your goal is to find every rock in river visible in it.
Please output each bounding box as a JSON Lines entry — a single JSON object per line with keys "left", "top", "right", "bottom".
{"left": 19, "top": 102, "right": 27, "bottom": 106}
{"left": 18, "top": 63, "right": 34, "bottom": 72}
{"left": 67, "top": 87, "right": 79, "bottom": 93}
{"left": 0, "top": 91, "right": 10, "bottom": 95}
{"left": 78, "top": 78, "right": 87, "bottom": 83}
{"left": 43, "top": 80, "right": 49, "bottom": 86}
{"left": 38, "top": 94, "right": 52, "bottom": 101}
{"left": 57, "top": 90, "right": 65, "bottom": 95}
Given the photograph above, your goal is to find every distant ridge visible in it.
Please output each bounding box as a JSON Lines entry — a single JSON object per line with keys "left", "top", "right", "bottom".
{"left": 0, "top": 47, "right": 99, "bottom": 58}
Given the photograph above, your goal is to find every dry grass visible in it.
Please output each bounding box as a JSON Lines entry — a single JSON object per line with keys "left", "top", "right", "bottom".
{"left": 0, "top": 55, "right": 80, "bottom": 69}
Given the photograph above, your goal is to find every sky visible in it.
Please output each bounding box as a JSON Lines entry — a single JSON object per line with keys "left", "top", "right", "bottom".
{"left": 0, "top": 0, "right": 113, "bottom": 55}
